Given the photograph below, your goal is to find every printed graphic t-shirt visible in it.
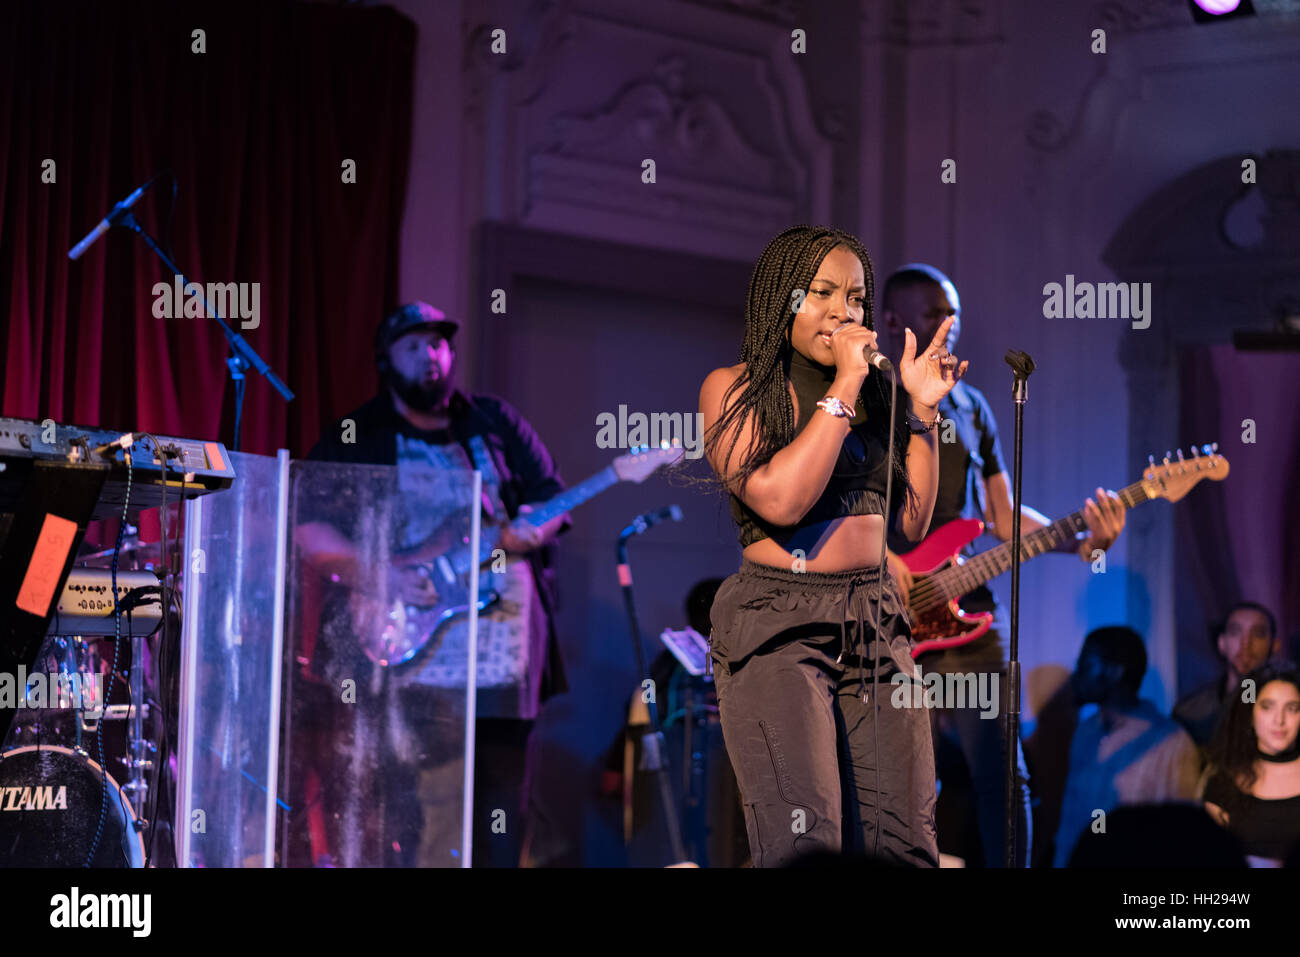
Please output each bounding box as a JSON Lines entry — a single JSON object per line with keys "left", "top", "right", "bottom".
{"left": 305, "top": 389, "right": 570, "bottom": 718}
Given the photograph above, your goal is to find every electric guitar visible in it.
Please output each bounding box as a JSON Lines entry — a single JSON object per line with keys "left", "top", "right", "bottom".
{"left": 897, "top": 445, "right": 1230, "bottom": 658}
{"left": 356, "top": 442, "right": 684, "bottom": 666}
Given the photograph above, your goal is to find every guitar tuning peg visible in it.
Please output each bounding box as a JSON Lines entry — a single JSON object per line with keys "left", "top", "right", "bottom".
{"left": 1211, "top": 442, "right": 1219, "bottom": 453}
{"left": 1163, "top": 451, "right": 1172, "bottom": 466}
{"left": 1148, "top": 453, "right": 1156, "bottom": 466}
{"left": 1190, "top": 446, "right": 1200, "bottom": 457}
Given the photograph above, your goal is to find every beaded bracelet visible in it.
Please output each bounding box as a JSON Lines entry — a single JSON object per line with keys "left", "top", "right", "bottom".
{"left": 907, "top": 407, "right": 942, "bottom": 434}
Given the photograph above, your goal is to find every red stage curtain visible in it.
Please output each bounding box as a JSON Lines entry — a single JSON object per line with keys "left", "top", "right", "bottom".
{"left": 0, "top": 0, "right": 414, "bottom": 458}
{"left": 1176, "top": 344, "right": 1300, "bottom": 665}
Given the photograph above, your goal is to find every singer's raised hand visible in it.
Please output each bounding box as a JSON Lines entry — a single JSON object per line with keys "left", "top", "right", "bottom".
{"left": 899, "top": 316, "right": 967, "bottom": 410}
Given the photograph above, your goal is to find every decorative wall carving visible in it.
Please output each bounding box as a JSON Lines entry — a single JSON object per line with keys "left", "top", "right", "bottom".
{"left": 462, "top": 0, "right": 576, "bottom": 120}
{"left": 462, "top": 0, "right": 831, "bottom": 259}
{"left": 541, "top": 57, "right": 784, "bottom": 193}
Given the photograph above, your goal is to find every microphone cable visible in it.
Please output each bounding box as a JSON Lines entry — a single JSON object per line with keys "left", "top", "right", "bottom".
{"left": 865, "top": 367, "right": 899, "bottom": 863}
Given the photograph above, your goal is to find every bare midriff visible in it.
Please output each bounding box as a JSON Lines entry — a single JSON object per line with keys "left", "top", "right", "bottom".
{"left": 741, "top": 512, "right": 885, "bottom": 572}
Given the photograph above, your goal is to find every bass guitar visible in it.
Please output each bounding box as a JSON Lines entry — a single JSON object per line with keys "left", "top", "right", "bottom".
{"left": 897, "top": 445, "right": 1229, "bottom": 658}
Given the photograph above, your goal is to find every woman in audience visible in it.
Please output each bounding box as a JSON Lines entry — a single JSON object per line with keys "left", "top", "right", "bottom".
{"left": 1203, "top": 663, "right": 1300, "bottom": 866}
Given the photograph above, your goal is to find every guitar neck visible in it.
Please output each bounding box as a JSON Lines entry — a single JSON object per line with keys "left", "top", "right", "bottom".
{"left": 449, "top": 466, "right": 620, "bottom": 574}
{"left": 522, "top": 466, "right": 620, "bottom": 527}
{"left": 928, "top": 478, "right": 1152, "bottom": 605}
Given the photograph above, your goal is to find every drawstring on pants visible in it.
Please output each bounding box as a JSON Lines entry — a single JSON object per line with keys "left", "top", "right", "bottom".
{"left": 837, "top": 575, "right": 875, "bottom": 704}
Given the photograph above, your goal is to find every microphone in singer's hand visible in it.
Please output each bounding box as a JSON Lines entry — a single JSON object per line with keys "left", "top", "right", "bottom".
{"left": 862, "top": 345, "right": 893, "bottom": 373}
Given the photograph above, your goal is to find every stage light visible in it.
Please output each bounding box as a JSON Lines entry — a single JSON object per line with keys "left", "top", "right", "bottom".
{"left": 1189, "top": 0, "right": 1256, "bottom": 21}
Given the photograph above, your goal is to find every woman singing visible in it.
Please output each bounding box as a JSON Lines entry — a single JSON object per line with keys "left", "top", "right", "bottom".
{"left": 700, "top": 225, "right": 966, "bottom": 867}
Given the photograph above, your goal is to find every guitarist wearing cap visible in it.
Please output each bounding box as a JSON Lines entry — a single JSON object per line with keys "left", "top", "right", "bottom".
{"left": 880, "top": 267, "right": 1127, "bottom": 868}
{"left": 295, "top": 301, "right": 572, "bottom": 868}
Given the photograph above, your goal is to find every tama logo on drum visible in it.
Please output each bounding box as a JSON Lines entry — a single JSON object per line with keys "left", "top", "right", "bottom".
{"left": 49, "top": 887, "right": 151, "bottom": 938}
{"left": 2, "top": 784, "right": 67, "bottom": 810}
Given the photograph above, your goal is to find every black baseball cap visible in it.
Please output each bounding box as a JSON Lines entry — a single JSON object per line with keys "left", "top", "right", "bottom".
{"left": 374, "top": 302, "right": 459, "bottom": 360}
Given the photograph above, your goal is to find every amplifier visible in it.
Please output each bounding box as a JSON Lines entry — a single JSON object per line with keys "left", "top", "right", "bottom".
{"left": 47, "top": 568, "right": 163, "bottom": 636}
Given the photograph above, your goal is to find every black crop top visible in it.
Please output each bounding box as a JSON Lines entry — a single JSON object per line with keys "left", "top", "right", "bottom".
{"left": 1204, "top": 771, "right": 1300, "bottom": 861}
{"left": 730, "top": 349, "right": 896, "bottom": 548}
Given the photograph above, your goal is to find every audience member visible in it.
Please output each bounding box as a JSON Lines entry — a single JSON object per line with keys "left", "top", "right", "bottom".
{"left": 1203, "top": 662, "right": 1300, "bottom": 867}
{"left": 1053, "top": 626, "right": 1201, "bottom": 867}
{"left": 1174, "top": 602, "right": 1280, "bottom": 747}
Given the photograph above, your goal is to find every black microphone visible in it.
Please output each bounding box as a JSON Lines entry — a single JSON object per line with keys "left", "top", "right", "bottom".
{"left": 862, "top": 345, "right": 893, "bottom": 373}
{"left": 619, "top": 505, "right": 683, "bottom": 540}
{"left": 1005, "top": 349, "right": 1035, "bottom": 379}
{"left": 68, "top": 176, "right": 157, "bottom": 260}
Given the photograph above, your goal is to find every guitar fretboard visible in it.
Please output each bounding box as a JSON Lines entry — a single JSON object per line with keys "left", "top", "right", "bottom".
{"left": 523, "top": 466, "right": 619, "bottom": 527}
{"left": 915, "top": 479, "right": 1152, "bottom": 611}
{"left": 447, "top": 466, "right": 621, "bottom": 575}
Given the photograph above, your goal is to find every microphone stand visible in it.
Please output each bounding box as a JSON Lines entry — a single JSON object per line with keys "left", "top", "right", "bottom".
{"left": 111, "top": 206, "right": 294, "bottom": 451}
{"left": 99, "top": 194, "right": 293, "bottom": 871}
{"left": 1003, "top": 350, "right": 1034, "bottom": 869}
{"left": 616, "top": 507, "right": 686, "bottom": 865}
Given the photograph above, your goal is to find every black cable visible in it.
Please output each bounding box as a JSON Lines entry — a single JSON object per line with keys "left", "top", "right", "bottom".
{"left": 127, "top": 433, "right": 163, "bottom": 868}
{"left": 146, "top": 461, "right": 184, "bottom": 866}
{"left": 867, "top": 368, "right": 899, "bottom": 862}
{"left": 148, "top": 435, "right": 166, "bottom": 867}
{"left": 136, "top": 434, "right": 182, "bottom": 867}
{"left": 161, "top": 466, "right": 186, "bottom": 863}
{"left": 153, "top": 586, "right": 183, "bottom": 865}
{"left": 85, "top": 440, "right": 133, "bottom": 866}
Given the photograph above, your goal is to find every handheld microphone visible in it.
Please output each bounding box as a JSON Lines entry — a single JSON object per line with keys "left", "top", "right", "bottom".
{"left": 862, "top": 345, "right": 893, "bottom": 373}
{"left": 68, "top": 176, "right": 157, "bottom": 260}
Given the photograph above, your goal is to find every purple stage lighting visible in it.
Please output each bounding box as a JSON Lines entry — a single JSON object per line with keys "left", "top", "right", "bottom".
{"left": 1194, "top": 0, "right": 1241, "bottom": 11}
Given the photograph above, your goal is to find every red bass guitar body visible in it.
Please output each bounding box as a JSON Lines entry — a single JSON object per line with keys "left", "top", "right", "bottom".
{"left": 895, "top": 518, "right": 992, "bottom": 658}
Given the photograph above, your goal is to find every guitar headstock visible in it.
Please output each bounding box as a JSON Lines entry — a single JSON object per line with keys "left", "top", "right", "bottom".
{"left": 612, "top": 441, "right": 686, "bottom": 484}
{"left": 1141, "top": 444, "right": 1230, "bottom": 503}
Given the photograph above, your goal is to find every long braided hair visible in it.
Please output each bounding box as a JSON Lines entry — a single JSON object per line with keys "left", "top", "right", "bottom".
{"left": 703, "top": 224, "right": 915, "bottom": 516}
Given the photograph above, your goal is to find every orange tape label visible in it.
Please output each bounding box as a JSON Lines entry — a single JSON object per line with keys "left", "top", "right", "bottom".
{"left": 15, "top": 514, "right": 78, "bottom": 617}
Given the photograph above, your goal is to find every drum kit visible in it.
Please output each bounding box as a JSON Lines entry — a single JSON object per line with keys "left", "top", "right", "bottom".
{"left": 0, "top": 533, "right": 166, "bottom": 868}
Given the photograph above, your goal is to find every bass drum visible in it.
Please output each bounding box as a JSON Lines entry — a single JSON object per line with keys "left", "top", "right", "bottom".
{"left": 0, "top": 745, "right": 145, "bottom": 867}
